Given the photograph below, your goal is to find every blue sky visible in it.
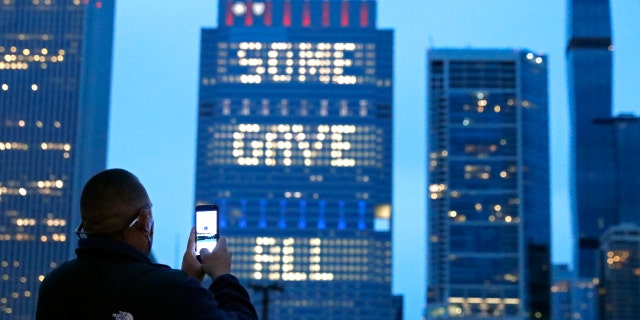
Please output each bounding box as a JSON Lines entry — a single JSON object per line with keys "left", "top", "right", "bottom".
{"left": 107, "top": 1, "right": 640, "bottom": 319}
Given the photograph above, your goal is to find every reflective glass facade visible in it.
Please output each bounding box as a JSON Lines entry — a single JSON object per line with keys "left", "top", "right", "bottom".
{"left": 551, "top": 264, "right": 572, "bottom": 320}
{"left": 566, "top": 0, "right": 614, "bottom": 279}
{"left": 196, "top": 1, "right": 393, "bottom": 319}
{"left": 602, "top": 117, "right": 640, "bottom": 226}
{"left": 599, "top": 224, "right": 640, "bottom": 320}
{"left": 426, "top": 49, "right": 550, "bottom": 319}
{"left": 550, "top": 264, "right": 598, "bottom": 320}
{"left": 0, "top": 1, "right": 114, "bottom": 318}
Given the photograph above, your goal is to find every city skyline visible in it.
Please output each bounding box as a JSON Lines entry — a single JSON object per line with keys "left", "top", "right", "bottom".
{"left": 106, "top": 1, "right": 640, "bottom": 320}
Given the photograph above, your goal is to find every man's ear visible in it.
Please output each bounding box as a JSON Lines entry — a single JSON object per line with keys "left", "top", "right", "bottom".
{"left": 137, "top": 208, "right": 153, "bottom": 234}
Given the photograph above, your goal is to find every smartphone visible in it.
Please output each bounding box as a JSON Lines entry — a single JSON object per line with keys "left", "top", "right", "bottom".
{"left": 195, "top": 204, "right": 219, "bottom": 254}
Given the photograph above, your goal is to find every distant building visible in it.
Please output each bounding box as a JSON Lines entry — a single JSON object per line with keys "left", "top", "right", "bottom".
{"left": 0, "top": 1, "right": 115, "bottom": 318}
{"left": 599, "top": 224, "right": 640, "bottom": 320}
{"left": 550, "top": 264, "right": 598, "bottom": 320}
{"left": 426, "top": 48, "right": 551, "bottom": 319}
{"left": 572, "top": 277, "right": 598, "bottom": 320}
{"left": 551, "top": 264, "right": 572, "bottom": 320}
{"left": 195, "top": 1, "right": 394, "bottom": 319}
{"left": 392, "top": 295, "right": 404, "bottom": 320}
{"left": 592, "top": 115, "right": 640, "bottom": 226}
{"left": 566, "top": 0, "right": 614, "bottom": 279}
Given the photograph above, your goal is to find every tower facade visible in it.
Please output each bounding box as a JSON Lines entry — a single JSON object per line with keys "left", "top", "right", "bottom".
{"left": 566, "top": 0, "right": 614, "bottom": 279}
{"left": 426, "top": 49, "right": 550, "bottom": 319}
{"left": 0, "top": 1, "right": 115, "bottom": 318}
{"left": 593, "top": 116, "right": 640, "bottom": 226}
{"left": 599, "top": 224, "right": 640, "bottom": 320}
{"left": 195, "top": 1, "right": 393, "bottom": 319}
{"left": 551, "top": 264, "right": 573, "bottom": 320}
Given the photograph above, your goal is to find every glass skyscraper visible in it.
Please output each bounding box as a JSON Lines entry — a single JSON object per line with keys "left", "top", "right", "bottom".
{"left": 599, "top": 224, "right": 640, "bottom": 320}
{"left": 426, "top": 49, "right": 550, "bottom": 319}
{"left": 551, "top": 264, "right": 572, "bottom": 320}
{"left": 592, "top": 116, "right": 640, "bottom": 226}
{"left": 566, "top": 0, "right": 614, "bottom": 279}
{"left": 550, "top": 264, "right": 598, "bottom": 320}
{"left": 593, "top": 116, "right": 640, "bottom": 320}
{"left": 195, "top": 1, "right": 393, "bottom": 319}
{"left": 0, "top": 1, "right": 115, "bottom": 318}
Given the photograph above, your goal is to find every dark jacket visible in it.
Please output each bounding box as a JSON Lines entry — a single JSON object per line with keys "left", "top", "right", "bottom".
{"left": 36, "top": 237, "right": 258, "bottom": 320}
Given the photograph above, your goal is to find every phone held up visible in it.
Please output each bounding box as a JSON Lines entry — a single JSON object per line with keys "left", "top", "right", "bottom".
{"left": 195, "top": 204, "right": 219, "bottom": 258}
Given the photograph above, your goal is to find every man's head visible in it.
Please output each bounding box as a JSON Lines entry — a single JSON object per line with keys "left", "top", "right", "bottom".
{"left": 79, "top": 168, "right": 154, "bottom": 254}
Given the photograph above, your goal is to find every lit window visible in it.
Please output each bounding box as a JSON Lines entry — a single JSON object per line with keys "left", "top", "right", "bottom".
{"left": 232, "top": 2, "right": 247, "bottom": 16}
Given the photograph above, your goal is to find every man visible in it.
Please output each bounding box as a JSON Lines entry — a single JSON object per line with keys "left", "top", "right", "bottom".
{"left": 36, "top": 168, "right": 258, "bottom": 320}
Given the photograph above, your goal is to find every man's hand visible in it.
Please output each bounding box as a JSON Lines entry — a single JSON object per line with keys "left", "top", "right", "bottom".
{"left": 181, "top": 227, "right": 205, "bottom": 282}
{"left": 200, "top": 236, "right": 232, "bottom": 280}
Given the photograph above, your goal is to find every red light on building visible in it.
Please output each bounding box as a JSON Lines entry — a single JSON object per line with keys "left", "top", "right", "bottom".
{"left": 95, "top": 1, "right": 102, "bottom": 8}
{"left": 226, "top": 0, "right": 234, "bottom": 26}
{"left": 360, "top": 1, "right": 369, "bottom": 27}
{"left": 283, "top": 0, "right": 292, "bottom": 27}
{"left": 265, "top": 0, "right": 273, "bottom": 26}
{"left": 341, "top": 0, "right": 349, "bottom": 27}
{"left": 245, "top": 0, "right": 254, "bottom": 26}
{"left": 302, "top": 1, "right": 311, "bottom": 27}
{"left": 322, "top": 0, "right": 330, "bottom": 27}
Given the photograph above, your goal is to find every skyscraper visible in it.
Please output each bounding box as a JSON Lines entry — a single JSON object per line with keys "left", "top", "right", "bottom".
{"left": 593, "top": 116, "right": 640, "bottom": 320}
{"left": 0, "top": 1, "right": 115, "bottom": 318}
{"left": 550, "top": 264, "right": 598, "bottom": 320}
{"left": 195, "top": 1, "right": 393, "bottom": 319}
{"left": 592, "top": 115, "right": 640, "bottom": 227}
{"left": 426, "top": 49, "right": 550, "bottom": 319}
{"left": 599, "top": 224, "right": 640, "bottom": 320}
{"left": 551, "top": 264, "right": 573, "bottom": 320}
{"left": 566, "top": 0, "right": 614, "bottom": 279}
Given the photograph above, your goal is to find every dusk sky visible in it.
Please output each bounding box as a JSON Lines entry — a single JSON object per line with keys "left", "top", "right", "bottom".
{"left": 107, "top": 1, "right": 640, "bottom": 319}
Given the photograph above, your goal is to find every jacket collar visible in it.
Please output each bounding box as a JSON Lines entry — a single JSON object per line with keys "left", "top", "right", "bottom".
{"left": 76, "top": 237, "right": 154, "bottom": 264}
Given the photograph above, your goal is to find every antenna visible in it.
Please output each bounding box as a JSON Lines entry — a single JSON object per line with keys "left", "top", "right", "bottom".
{"left": 249, "top": 281, "right": 284, "bottom": 320}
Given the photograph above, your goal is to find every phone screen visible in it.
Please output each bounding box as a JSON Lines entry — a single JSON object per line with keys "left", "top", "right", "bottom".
{"left": 195, "top": 205, "right": 219, "bottom": 253}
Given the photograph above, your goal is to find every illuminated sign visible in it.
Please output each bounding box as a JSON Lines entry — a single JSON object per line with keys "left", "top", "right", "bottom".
{"left": 211, "top": 123, "right": 379, "bottom": 167}
{"left": 217, "top": 41, "right": 378, "bottom": 85}
{"left": 253, "top": 237, "right": 334, "bottom": 281}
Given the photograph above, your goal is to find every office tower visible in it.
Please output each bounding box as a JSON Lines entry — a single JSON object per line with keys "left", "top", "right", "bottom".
{"left": 550, "top": 264, "right": 600, "bottom": 320}
{"left": 593, "top": 115, "right": 640, "bottom": 226}
{"left": 588, "top": 115, "right": 640, "bottom": 320}
{"left": 426, "top": 49, "right": 550, "bottom": 319}
{"left": 599, "top": 224, "right": 640, "bottom": 320}
{"left": 392, "top": 295, "right": 404, "bottom": 320}
{"left": 551, "top": 264, "right": 573, "bottom": 320}
{"left": 571, "top": 278, "right": 598, "bottom": 320}
{"left": 195, "top": 1, "right": 393, "bottom": 319}
{"left": 566, "top": 0, "right": 614, "bottom": 279}
{"left": 0, "top": 1, "right": 115, "bottom": 318}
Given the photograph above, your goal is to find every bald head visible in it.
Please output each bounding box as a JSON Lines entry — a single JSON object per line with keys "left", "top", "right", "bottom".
{"left": 80, "top": 169, "right": 150, "bottom": 236}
